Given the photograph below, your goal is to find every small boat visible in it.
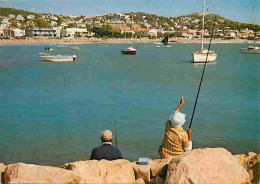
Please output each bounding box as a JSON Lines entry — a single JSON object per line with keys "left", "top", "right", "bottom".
{"left": 121, "top": 13, "right": 138, "bottom": 55}
{"left": 193, "top": 49, "right": 217, "bottom": 63}
{"left": 192, "top": 0, "right": 217, "bottom": 63}
{"left": 240, "top": 6, "right": 260, "bottom": 54}
{"left": 38, "top": 52, "right": 50, "bottom": 55}
{"left": 44, "top": 45, "right": 53, "bottom": 51}
{"left": 240, "top": 46, "right": 260, "bottom": 54}
{"left": 40, "top": 55, "right": 77, "bottom": 62}
{"left": 70, "top": 46, "right": 80, "bottom": 50}
{"left": 121, "top": 47, "right": 138, "bottom": 55}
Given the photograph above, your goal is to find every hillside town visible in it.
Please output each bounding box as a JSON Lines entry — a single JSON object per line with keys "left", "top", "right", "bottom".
{"left": 0, "top": 8, "right": 259, "bottom": 40}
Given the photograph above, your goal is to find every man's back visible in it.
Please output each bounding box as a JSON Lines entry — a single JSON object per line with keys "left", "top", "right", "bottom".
{"left": 90, "top": 144, "right": 122, "bottom": 161}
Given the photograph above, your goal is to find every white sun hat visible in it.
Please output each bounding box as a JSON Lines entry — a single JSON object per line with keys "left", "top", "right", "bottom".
{"left": 170, "top": 111, "right": 186, "bottom": 127}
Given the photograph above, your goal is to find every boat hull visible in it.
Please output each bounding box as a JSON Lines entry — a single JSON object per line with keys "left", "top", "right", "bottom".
{"left": 240, "top": 48, "right": 260, "bottom": 54}
{"left": 193, "top": 52, "right": 217, "bottom": 63}
{"left": 121, "top": 50, "right": 138, "bottom": 55}
{"left": 40, "top": 56, "right": 76, "bottom": 62}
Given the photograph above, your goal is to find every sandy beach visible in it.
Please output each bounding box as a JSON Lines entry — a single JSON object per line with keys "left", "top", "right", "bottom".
{"left": 0, "top": 38, "right": 258, "bottom": 45}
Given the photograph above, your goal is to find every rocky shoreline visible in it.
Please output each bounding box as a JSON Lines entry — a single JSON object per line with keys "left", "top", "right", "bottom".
{"left": 0, "top": 147, "right": 259, "bottom": 184}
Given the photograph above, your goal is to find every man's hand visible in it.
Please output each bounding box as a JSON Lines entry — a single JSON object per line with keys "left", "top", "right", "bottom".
{"left": 180, "top": 96, "right": 188, "bottom": 107}
{"left": 187, "top": 128, "right": 192, "bottom": 141}
{"left": 175, "top": 96, "right": 188, "bottom": 111}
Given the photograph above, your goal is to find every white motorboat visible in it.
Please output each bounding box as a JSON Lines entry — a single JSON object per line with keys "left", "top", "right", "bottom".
{"left": 40, "top": 55, "right": 77, "bottom": 62}
{"left": 70, "top": 46, "right": 80, "bottom": 50}
{"left": 192, "top": 0, "right": 217, "bottom": 63}
{"left": 240, "top": 6, "right": 260, "bottom": 54}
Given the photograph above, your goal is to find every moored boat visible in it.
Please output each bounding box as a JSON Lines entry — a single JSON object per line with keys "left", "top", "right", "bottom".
{"left": 121, "top": 14, "right": 138, "bottom": 55}
{"left": 44, "top": 45, "right": 53, "bottom": 51}
{"left": 121, "top": 47, "right": 138, "bottom": 55}
{"left": 192, "top": 0, "right": 217, "bottom": 63}
{"left": 70, "top": 46, "right": 80, "bottom": 50}
{"left": 193, "top": 49, "right": 217, "bottom": 63}
{"left": 240, "top": 6, "right": 260, "bottom": 54}
{"left": 240, "top": 46, "right": 260, "bottom": 54}
{"left": 40, "top": 55, "right": 77, "bottom": 62}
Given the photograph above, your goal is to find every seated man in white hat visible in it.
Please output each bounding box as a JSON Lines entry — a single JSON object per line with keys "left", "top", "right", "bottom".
{"left": 90, "top": 130, "right": 122, "bottom": 160}
{"left": 159, "top": 96, "right": 192, "bottom": 158}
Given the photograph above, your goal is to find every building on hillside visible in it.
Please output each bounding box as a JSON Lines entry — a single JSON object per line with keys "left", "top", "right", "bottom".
{"left": 53, "top": 27, "right": 62, "bottom": 38}
{"left": 108, "top": 22, "right": 126, "bottom": 29}
{"left": 11, "top": 28, "right": 25, "bottom": 38}
{"left": 25, "top": 28, "right": 57, "bottom": 37}
{"left": 16, "top": 15, "right": 24, "bottom": 21}
{"left": 117, "top": 28, "right": 135, "bottom": 34}
{"left": 61, "top": 28, "right": 88, "bottom": 38}
{"left": 9, "top": 14, "right": 15, "bottom": 19}
{"left": 27, "top": 15, "right": 35, "bottom": 20}
{"left": 174, "top": 30, "right": 197, "bottom": 39}
{"left": 51, "top": 21, "right": 58, "bottom": 26}
{"left": 135, "top": 28, "right": 150, "bottom": 37}
{"left": 148, "top": 29, "right": 164, "bottom": 37}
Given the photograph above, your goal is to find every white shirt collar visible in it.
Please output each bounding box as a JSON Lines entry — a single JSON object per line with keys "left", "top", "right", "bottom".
{"left": 102, "top": 142, "right": 112, "bottom": 145}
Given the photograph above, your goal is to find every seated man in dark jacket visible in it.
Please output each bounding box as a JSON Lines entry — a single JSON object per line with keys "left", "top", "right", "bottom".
{"left": 90, "top": 130, "right": 122, "bottom": 160}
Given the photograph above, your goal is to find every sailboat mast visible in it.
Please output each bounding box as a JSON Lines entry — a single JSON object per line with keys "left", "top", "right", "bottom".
{"left": 132, "top": 13, "right": 134, "bottom": 47}
{"left": 253, "top": 6, "right": 256, "bottom": 47}
{"left": 201, "top": 0, "right": 206, "bottom": 50}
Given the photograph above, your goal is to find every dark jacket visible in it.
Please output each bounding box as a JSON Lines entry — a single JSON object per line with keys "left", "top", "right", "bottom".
{"left": 90, "top": 143, "right": 122, "bottom": 161}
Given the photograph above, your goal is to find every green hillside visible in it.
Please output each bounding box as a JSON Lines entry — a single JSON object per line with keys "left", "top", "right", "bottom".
{"left": 0, "top": 7, "right": 37, "bottom": 17}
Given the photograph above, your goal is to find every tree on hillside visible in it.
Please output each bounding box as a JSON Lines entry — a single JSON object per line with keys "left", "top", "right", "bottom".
{"left": 93, "top": 25, "right": 121, "bottom": 38}
{"left": 35, "top": 18, "right": 51, "bottom": 28}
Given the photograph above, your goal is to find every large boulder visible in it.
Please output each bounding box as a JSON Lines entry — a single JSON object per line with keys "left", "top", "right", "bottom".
{"left": 133, "top": 164, "right": 150, "bottom": 183}
{"left": 149, "top": 158, "right": 172, "bottom": 178}
{"left": 235, "top": 152, "right": 260, "bottom": 184}
{"left": 165, "top": 148, "right": 250, "bottom": 184}
{"left": 0, "top": 163, "right": 6, "bottom": 184}
{"left": 4, "top": 163, "right": 82, "bottom": 183}
{"left": 62, "top": 159, "right": 135, "bottom": 183}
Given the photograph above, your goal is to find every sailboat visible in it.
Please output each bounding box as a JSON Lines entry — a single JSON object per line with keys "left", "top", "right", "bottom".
{"left": 192, "top": 0, "right": 217, "bottom": 63}
{"left": 240, "top": 6, "right": 260, "bottom": 54}
{"left": 121, "top": 14, "right": 138, "bottom": 55}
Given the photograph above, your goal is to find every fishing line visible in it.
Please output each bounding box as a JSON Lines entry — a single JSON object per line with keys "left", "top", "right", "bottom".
{"left": 114, "top": 120, "right": 118, "bottom": 148}
{"left": 0, "top": 54, "right": 38, "bottom": 69}
{"left": 189, "top": 16, "right": 217, "bottom": 129}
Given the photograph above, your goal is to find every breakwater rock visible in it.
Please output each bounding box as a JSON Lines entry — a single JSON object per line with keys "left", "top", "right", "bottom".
{"left": 0, "top": 148, "right": 259, "bottom": 184}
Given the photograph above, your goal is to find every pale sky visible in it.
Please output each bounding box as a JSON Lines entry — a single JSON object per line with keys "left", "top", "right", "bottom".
{"left": 0, "top": 0, "right": 259, "bottom": 24}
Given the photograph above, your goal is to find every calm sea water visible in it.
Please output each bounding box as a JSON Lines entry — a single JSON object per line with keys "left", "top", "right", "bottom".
{"left": 0, "top": 42, "right": 259, "bottom": 166}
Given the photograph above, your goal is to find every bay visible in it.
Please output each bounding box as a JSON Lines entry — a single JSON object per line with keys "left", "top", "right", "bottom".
{"left": 0, "top": 42, "right": 259, "bottom": 166}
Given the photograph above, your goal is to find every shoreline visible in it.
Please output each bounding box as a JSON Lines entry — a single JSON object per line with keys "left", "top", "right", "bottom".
{"left": 0, "top": 38, "right": 259, "bottom": 45}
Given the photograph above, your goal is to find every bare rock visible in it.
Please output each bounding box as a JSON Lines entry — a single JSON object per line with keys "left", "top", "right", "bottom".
{"left": 0, "top": 163, "right": 6, "bottom": 184}
{"left": 62, "top": 159, "right": 135, "bottom": 183}
{"left": 149, "top": 158, "right": 172, "bottom": 177}
{"left": 133, "top": 178, "right": 145, "bottom": 184}
{"left": 165, "top": 148, "right": 250, "bottom": 184}
{"left": 4, "top": 163, "right": 82, "bottom": 183}
{"left": 235, "top": 152, "right": 260, "bottom": 183}
{"left": 133, "top": 164, "right": 150, "bottom": 183}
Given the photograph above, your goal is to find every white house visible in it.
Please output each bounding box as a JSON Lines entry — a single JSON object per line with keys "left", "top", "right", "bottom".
{"left": 51, "top": 21, "right": 57, "bottom": 26}
{"left": 11, "top": 28, "right": 25, "bottom": 37}
{"left": 9, "top": 14, "right": 15, "bottom": 19}
{"left": 61, "top": 28, "right": 88, "bottom": 38}
{"left": 16, "top": 15, "right": 24, "bottom": 21}
{"left": 27, "top": 15, "right": 35, "bottom": 20}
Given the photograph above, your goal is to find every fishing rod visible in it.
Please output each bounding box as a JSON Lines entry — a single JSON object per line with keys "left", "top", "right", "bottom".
{"left": 189, "top": 16, "right": 217, "bottom": 130}
{"left": 114, "top": 120, "right": 118, "bottom": 148}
